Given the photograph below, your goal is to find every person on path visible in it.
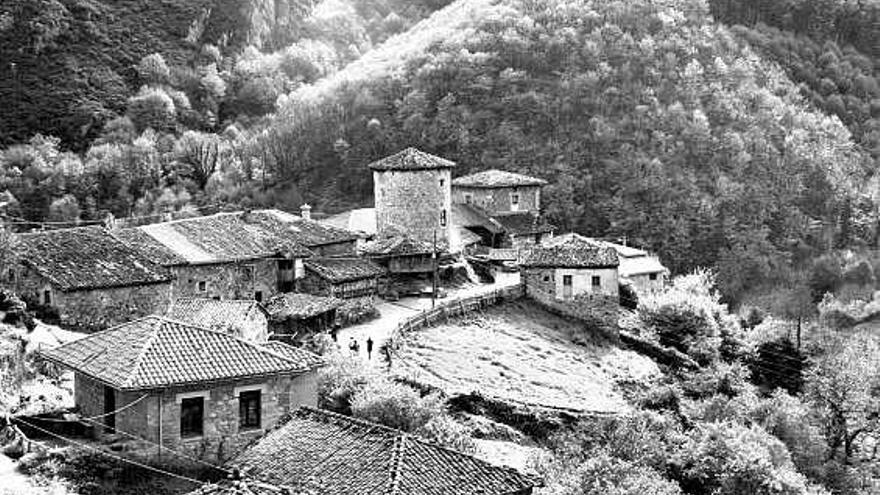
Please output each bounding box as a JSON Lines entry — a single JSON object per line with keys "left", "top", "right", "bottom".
{"left": 366, "top": 337, "right": 374, "bottom": 360}
{"left": 348, "top": 337, "right": 359, "bottom": 356}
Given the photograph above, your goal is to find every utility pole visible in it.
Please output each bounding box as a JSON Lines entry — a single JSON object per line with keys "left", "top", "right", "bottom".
{"left": 432, "top": 229, "right": 438, "bottom": 309}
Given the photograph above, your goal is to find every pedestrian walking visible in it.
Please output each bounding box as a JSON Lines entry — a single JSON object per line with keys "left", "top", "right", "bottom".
{"left": 348, "top": 337, "right": 359, "bottom": 355}
{"left": 366, "top": 337, "right": 374, "bottom": 360}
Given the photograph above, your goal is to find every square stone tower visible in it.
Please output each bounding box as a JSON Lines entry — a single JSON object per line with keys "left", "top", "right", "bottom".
{"left": 368, "top": 148, "right": 455, "bottom": 245}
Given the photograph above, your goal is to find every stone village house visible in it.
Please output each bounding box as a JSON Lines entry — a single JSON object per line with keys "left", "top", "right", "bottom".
{"left": 165, "top": 298, "right": 270, "bottom": 342}
{"left": 301, "top": 257, "right": 385, "bottom": 323}
{"left": 10, "top": 226, "right": 173, "bottom": 330}
{"left": 264, "top": 293, "right": 343, "bottom": 345}
{"left": 520, "top": 235, "right": 620, "bottom": 333}
{"left": 114, "top": 209, "right": 357, "bottom": 303}
{"left": 189, "top": 406, "right": 536, "bottom": 495}
{"left": 38, "top": 315, "right": 324, "bottom": 462}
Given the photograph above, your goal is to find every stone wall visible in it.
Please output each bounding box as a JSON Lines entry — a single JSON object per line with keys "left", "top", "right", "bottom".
{"left": 75, "top": 370, "right": 320, "bottom": 462}
{"left": 522, "top": 268, "right": 619, "bottom": 335}
{"left": 14, "top": 267, "right": 173, "bottom": 331}
{"left": 452, "top": 185, "right": 541, "bottom": 215}
{"left": 625, "top": 272, "right": 666, "bottom": 296}
{"left": 172, "top": 258, "right": 280, "bottom": 301}
{"left": 373, "top": 168, "right": 452, "bottom": 244}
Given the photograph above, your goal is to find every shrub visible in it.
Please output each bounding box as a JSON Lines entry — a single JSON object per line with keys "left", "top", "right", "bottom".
{"left": 416, "top": 414, "right": 476, "bottom": 453}
{"left": 350, "top": 378, "right": 444, "bottom": 432}
{"left": 136, "top": 53, "right": 170, "bottom": 86}
{"left": 126, "top": 87, "right": 176, "bottom": 133}
{"left": 316, "top": 351, "right": 378, "bottom": 414}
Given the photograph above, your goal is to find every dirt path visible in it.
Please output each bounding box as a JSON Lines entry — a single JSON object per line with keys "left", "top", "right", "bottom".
{"left": 335, "top": 272, "right": 520, "bottom": 364}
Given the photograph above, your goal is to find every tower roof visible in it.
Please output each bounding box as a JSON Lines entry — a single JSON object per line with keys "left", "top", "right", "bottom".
{"left": 368, "top": 148, "right": 456, "bottom": 171}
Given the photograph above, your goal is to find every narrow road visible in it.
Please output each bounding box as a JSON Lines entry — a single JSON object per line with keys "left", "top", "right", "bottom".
{"left": 336, "top": 272, "right": 520, "bottom": 364}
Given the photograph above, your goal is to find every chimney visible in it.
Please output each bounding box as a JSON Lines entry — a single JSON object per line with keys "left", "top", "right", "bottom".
{"left": 300, "top": 203, "right": 312, "bottom": 221}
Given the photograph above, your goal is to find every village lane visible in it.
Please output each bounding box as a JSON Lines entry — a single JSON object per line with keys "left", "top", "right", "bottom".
{"left": 335, "top": 271, "right": 520, "bottom": 364}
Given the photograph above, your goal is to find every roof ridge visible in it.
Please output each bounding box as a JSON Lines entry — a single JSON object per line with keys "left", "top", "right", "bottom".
{"left": 389, "top": 433, "right": 407, "bottom": 495}
{"left": 125, "top": 317, "right": 163, "bottom": 388}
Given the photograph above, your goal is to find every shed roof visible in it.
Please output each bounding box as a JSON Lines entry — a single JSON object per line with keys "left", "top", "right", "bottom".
{"left": 220, "top": 406, "right": 535, "bottom": 495}
{"left": 452, "top": 169, "right": 547, "bottom": 188}
{"left": 165, "top": 299, "right": 266, "bottom": 333}
{"left": 18, "top": 226, "right": 172, "bottom": 291}
{"left": 38, "top": 316, "right": 322, "bottom": 390}
{"left": 368, "top": 148, "right": 456, "bottom": 171}
{"left": 247, "top": 210, "right": 359, "bottom": 247}
{"left": 521, "top": 236, "right": 619, "bottom": 268}
{"left": 492, "top": 212, "right": 555, "bottom": 236}
{"left": 323, "top": 208, "right": 378, "bottom": 237}
{"left": 304, "top": 258, "right": 385, "bottom": 283}
{"left": 451, "top": 204, "right": 503, "bottom": 233}
{"left": 360, "top": 236, "right": 437, "bottom": 257}
{"left": 264, "top": 293, "right": 343, "bottom": 320}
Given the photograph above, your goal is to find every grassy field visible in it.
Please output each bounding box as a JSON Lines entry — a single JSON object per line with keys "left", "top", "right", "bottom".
{"left": 391, "top": 300, "right": 660, "bottom": 413}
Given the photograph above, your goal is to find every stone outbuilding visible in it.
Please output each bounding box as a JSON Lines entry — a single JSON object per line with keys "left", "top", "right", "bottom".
{"left": 521, "top": 235, "right": 620, "bottom": 332}
{"left": 10, "top": 226, "right": 173, "bottom": 331}
{"left": 38, "top": 315, "right": 324, "bottom": 462}
{"left": 452, "top": 169, "right": 547, "bottom": 215}
{"left": 264, "top": 293, "right": 343, "bottom": 345}
{"left": 301, "top": 258, "right": 385, "bottom": 323}
{"left": 165, "top": 298, "right": 270, "bottom": 342}
{"left": 369, "top": 148, "right": 455, "bottom": 246}
{"left": 188, "top": 406, "right": 535, "bottom": 495}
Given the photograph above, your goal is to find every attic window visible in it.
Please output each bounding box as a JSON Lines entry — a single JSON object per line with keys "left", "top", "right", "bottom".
{"left": 198, "top": 281, "right": 207, "bottom": 292}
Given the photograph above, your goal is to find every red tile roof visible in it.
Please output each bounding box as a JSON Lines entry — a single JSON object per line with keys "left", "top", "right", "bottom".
{"left": 38, "top": 316, "right": 323, "bottom": 390}
{"left": 18, "top": 226, "right": 172, "bottom": 291}
{"left": 452, "top": 170, "right": 547, "bottom": 188}
{"left": 492, "top": 212, "right": 555, "bottom": 236}
{"left": 224, "top": 406, "right": 535, "bottom": 495}
{"left": 265, "top": 293, "right": 343, "bottom": 320}
{"left": 165, "top": 299, "right": 266, "bottom": 333}
{"left": 360, "top": 236, "right": 438, "bottom": 257}
{"left": 261, "top": 342, "right": 326, "bottom": 370}
{"left": 368, "top": 148, "right": 456, "bottom": 171}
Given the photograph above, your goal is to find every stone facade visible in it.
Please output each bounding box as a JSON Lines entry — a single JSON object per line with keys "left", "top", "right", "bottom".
{"left": 373, "top": 168, "right": 453, "bottom": 245}
{"left": 171, "top": 258, "right": 298, "bottom": 302}
{"left": 12, "top": 266, "right": 172, "bottom": 331}
{"left": 76, "top": 370, "right": 319, "bottom": 462}
{"left": 625, "top": 272, "right": 666, "bottom": 295}
{"left": 522, "top": 267, "right": 619, "bottom": 333}
{"left": 299, "top": 273, "right": 378, "bottom": 300}
{"left": 452, "top": 185, "right": 541, "bottom": 215}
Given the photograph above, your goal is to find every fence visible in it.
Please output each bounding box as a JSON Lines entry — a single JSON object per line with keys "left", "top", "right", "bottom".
{"left": 384, "top": 285, "right": 524, "bottom": 352}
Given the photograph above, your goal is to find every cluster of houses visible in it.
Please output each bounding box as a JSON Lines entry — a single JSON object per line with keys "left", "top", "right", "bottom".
{"left": 11, "top": 147, "right": 668, "bottom": 495}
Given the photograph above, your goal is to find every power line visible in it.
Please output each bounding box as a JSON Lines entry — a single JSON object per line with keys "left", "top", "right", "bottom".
{"left": 14, "top": 418, "right": 206, "bottom": 486}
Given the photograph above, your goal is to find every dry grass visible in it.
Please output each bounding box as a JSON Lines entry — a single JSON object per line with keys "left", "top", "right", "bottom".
{"left": 391, "top": 300, "right": 660, "bottom": 414}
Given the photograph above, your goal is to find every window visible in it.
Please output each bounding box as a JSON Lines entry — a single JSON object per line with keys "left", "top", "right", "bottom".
{"left": 543, "top": 275, "right": 550, "bottom": 282}
{"left": 198, "top": 281, "right": 207, "bottom": 292}
{"left": 239, "top": 390, "right": 261, "bottom": 430}
{"left": 42, "top": 289, "right": 52, "bottom": 305}
{"left": 592, "top": 276, "right": 601, "bottom": 288}
{"left": 254, "top": 291, "right": 263, "bottom": 302}
{"left": 649, "top": 273, "right": 658, "bottom": 281}
{"left": 7, "top": 269, "right": 14, "bottom": 282}
{"left": 439, "top": 178, "right": 445, "bottom": 188}
{"left": 277, "top": 259, "right": 295, "bottom": 292}
{"left": 511, "top": 193, "right": 520, "bottom": 205}
{"left": 180, "top": 397, "right": 204, "bottom": 438}
{"left": 440, "top": 209, "right": 447, "bottom": 227}
{"left": 464, "top": 193, "right": 472, "bottom": 204}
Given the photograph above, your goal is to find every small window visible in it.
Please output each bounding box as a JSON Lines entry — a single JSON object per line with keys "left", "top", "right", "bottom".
{"left": 42, "top": 289, "right": 52, "bottom": 305}
{"left": 649, "top": 273, "right": 658, "bottom": 281}
{"left": 254, "top": 291, "right": 263, "bottom": 302}
{"left": 543, "top": 275, "right": 550, "bottom": 282}
{"left": 180, "top": 397, "right": 204, "bottom": 438}
{"left": 464, "top": 193, "right": 472, "bottom": 204}
{"left": 440, "top": 209, "right": 447, "bottom": 227}
{"left": 592, "top": 276, "right": 601, "bottom": 288}
{"left": 511, "top": 193, "right": 520, "bottom": 205}
{"left": 439, "top": 178, "right": 445, "bottom": 188}
{"left": 239, "top": 390, "right": 261, "bottom": 430}
{"left": 563, "top": 275, "right": 573, "bottom": 286}
{"left": 7, "top": 269, "right": 14, "bottom": 282}
{"left": 198, "top": 281, "right": 207, "bottom": 292}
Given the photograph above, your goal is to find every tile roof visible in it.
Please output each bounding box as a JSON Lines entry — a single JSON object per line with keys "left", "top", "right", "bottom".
{"left": 451, "top": 204, "right": 503, "bottom": 233}
{"left": 323, "top": 208, "right": 378, "bottom": 237}
{"left": 521, "top": 235, "right": 619, "bottom": 268}
{"left": 545, "top": 234, "right": 667, "bottom": 276}
{"left": 265, "top": 293, "right": 343, "bottom": 320}
{"left": 165, "top": 299, "right": 266, "bottom": 334}
{"left": 247, "top": 210, "right": 359, "bottom": 248}
{"left": 113, "top": 228, "right": 188, "bottom": 266}
{"left": 368, "top": 148, "right": 456, "bottom": 171}
{"left": 452, "top": 170, "right": 547, "bottom": 188}
{"left": 224, "top": 406, "right": 536, "bottom": 495}
{"left": 492, "top": 212, "right": 555, "bottom": 236}
{"left": 360, "top": 236, "right": 438, "bottom": 257}
{"left": 261, "top": 342, "right": 326, "bottom": 370}
{"left": 135, "top": 212, "right": 313, "bottom": 265}
{"left": 18, "top": 226, "right": 172, "bottom": 291}
{"left": 38, "top": 316, "right": 322, "bottom": 390}
{"left": 304, "top": 258, "right": 385, "bottom": 283}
